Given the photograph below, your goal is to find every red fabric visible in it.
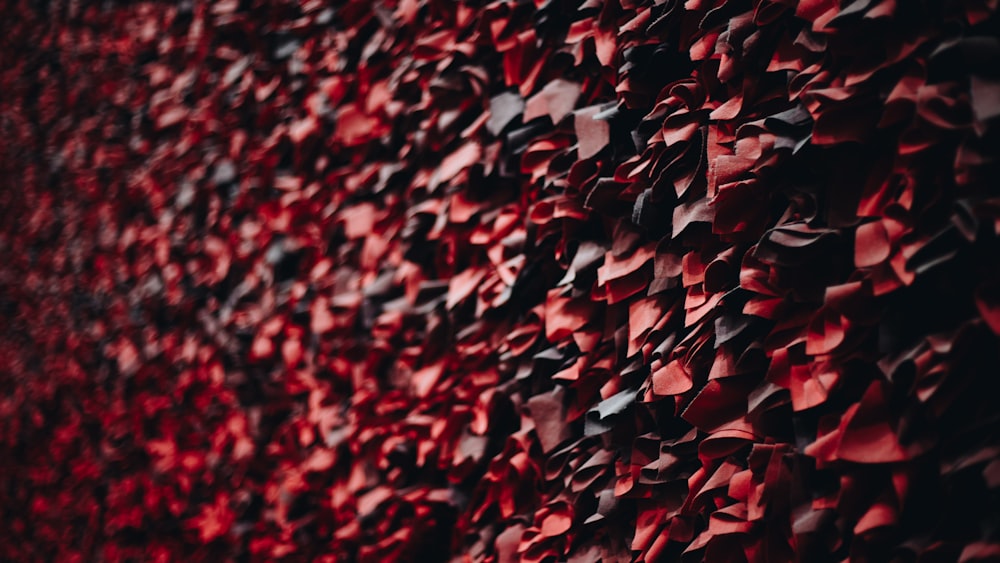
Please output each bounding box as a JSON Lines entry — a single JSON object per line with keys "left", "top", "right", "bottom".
{"left": 1, "top": 0, "right": 1000, "bottom": 561}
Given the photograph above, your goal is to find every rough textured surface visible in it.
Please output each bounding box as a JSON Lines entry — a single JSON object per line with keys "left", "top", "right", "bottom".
{"left": 2, "top": 0, "right": 1000, "bottom": 561}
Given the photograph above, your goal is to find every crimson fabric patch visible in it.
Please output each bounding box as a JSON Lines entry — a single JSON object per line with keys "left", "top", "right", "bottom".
{"left": 2, "top": 0, "right": 1000, "bottom": 561}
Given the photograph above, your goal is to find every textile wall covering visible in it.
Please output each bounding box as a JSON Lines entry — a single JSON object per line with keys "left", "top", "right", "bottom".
{"left": 1, "top": 0, "right": 999, "bottom": 561}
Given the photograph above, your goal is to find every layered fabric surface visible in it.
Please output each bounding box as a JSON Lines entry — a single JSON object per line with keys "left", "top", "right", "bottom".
{"left": 2, "top": 0, "right": 1000, "bottom": 561}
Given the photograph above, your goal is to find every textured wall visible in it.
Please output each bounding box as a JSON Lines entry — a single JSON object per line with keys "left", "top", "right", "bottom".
{"left": 1, "top": 0, "right": 999, "bottom": 561}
